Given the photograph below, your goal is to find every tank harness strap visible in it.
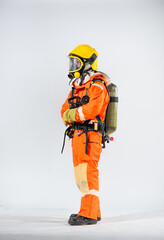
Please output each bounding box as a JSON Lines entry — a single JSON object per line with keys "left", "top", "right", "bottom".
{"left": 92, "top": 79, "right": 111, "bottom": 147}
{"left": 71, "top": 87, "right": 75, "bottom": 98}
{"left": 96, "top": 115, "right": 106, "bottom": 149}
{"left": 80, "top": 125, "right": 89, "bottom": 154}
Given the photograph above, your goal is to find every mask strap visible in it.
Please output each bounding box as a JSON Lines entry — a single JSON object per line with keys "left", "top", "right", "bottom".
{"left": 79, "top": 68, "right": 92, "bottom": 86}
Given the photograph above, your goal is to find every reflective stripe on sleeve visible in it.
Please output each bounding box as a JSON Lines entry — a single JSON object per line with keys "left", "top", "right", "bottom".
{"left": 78, "top": 106, "right": 86, "bottom": 121}
{"left": 82, "top": 189, "right": 99, "bottom": 197}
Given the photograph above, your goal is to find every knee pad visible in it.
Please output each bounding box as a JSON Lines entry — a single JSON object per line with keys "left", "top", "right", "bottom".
{"left": 74, "top": 163, "right": 89, "bottom": 194}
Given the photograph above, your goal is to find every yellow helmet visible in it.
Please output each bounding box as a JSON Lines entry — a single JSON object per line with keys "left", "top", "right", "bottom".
{"left": 68, "top": 44, "right": 98, "bottom": 79}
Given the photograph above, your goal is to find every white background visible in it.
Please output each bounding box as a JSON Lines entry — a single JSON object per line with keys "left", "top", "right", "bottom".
{"left": 0, "top": 0, "right": 164, "bottom": 217}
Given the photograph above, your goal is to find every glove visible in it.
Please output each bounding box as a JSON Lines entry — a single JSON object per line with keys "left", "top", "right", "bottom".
{"left": 63, "top": 109, "right": 69, "bottom": 126}
{"left": 63, "top": 108, "right": 77, "bottom": 126}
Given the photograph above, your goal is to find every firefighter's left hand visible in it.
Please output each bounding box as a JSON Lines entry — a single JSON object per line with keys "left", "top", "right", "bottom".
{"left": 63, "top": 108, "right": 77, "bottom": 125}
{"left": 62, "top": 109, "right": 69, "bottom": 126}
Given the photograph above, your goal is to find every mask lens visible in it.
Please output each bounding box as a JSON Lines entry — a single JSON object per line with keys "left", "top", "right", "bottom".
{"left": 69, "top": 57, "right": 82, "bottom": 72}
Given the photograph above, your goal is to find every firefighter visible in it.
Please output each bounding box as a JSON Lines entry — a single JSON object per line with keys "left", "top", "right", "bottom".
{"left": 61, "top": 44, "right": 110, "bottom": 225}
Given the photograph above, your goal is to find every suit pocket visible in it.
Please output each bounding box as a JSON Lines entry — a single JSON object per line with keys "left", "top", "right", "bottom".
{"left": 81, "top": 131, "right": 102, "bottom": 160}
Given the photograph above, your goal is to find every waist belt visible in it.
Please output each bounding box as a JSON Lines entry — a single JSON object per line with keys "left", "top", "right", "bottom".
{"left": 61, "top": 120, "right": 104, "bottom": 155}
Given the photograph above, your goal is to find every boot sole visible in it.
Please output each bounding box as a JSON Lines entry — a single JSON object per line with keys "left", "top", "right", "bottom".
{"left": 69, "top": 220, "right": 97, "bottom": 225}
{"left": 70, "top": 214, "right": 101, "bottom": 221}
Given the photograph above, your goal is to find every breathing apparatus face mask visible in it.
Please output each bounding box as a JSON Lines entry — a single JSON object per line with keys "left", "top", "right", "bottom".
{"left": 69, "top": 57, "right": 83, "bottom": 72}
{"left": 68, "top": 56, "right": 83, "bottom": 79}
{"left": 68, "top": 54, "right": 96, "bottom": 82}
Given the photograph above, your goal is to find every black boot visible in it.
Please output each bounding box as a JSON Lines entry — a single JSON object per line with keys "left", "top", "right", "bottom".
{"left": 69, "top": 213, "right": 101, "bottom": 222}
{"left": 68, "top": 215, "right": 97, "bottom": 225}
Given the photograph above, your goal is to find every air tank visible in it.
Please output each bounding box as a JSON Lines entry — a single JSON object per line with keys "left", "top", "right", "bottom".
{"left": 105, "top": 83, "right": 118, "bottom": 135}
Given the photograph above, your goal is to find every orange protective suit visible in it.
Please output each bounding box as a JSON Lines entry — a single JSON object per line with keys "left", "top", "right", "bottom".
{"left": 61, "top": 74, "right": 109, "bottom": 220}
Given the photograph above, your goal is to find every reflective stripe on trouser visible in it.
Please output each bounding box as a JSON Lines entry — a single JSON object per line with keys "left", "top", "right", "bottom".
{"left": 72, "top": 130, "right": 102, "bottom": 220}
